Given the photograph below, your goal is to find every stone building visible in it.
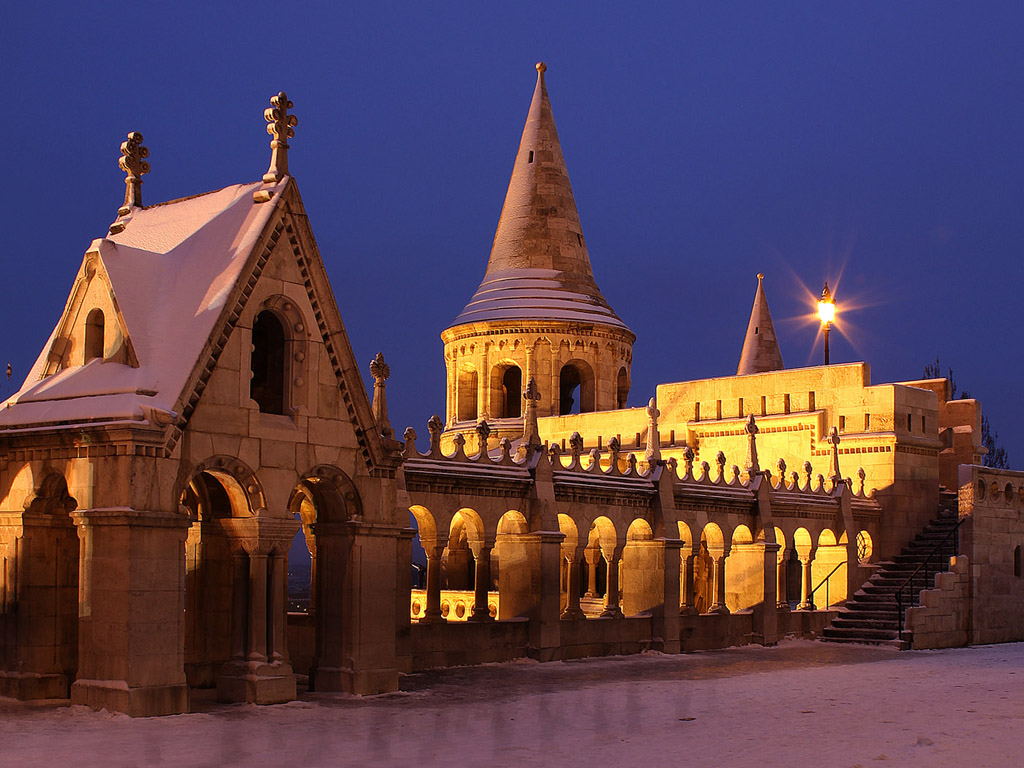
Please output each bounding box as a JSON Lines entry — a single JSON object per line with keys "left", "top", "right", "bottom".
{"left": 0, "top": 68, "right": 1017, "bottom": 718}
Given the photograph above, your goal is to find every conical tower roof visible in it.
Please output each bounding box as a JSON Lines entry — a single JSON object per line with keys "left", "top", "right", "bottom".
{"left": 737, "top": 273, "right": 784, "bottom": 375}
{"left": 450, "top": 63, "right": 630, "bottom": 333}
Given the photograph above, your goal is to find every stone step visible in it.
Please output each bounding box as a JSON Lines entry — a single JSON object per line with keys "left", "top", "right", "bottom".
{"left": 822, "top": 626, "right": 898, "bottom": 641}
{"left": 820, "top": 635, "right": 907, "bottom": 649}
{"left": 831, "top": 617, "right": 898, "bottom": 631}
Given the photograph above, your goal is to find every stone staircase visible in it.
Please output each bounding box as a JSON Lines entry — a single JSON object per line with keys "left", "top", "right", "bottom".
{"left": 822, "top": 504, "right": 960, "bottom": 648}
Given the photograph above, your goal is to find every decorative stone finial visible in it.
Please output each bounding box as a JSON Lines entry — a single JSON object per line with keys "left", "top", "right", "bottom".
{"left": 827, "top": 426, "right": 842, "bottom": 481}
{"left": 402, "top": 426, "right": 418, "bottom": 458}
{"left": 644, "top": 397, "right": 661, "bottom": 466}
{"left": 427, "top": 415, "right": 443, "bottom": 457}
{"left": 715, "top": 450, "right": 727, "bottom": 481}
{"left": 475, "top": 419, "right": 491, "bottom": 454}
{"left": 777, "top": 457, "right": 787, "bottom": 478}
{"left": 118, "top": 131, "right": 150, "bottom": 215}
{"left": 857, "top": 467, "right": 866, "bottom": 495}
{"left": 523, "top": 378, "right": 541, "bottom": 442}
{"left": 369, "top": 353, "right": 392, "bottom": 439}
{"left": 757, "top": 272, "right": 764, "bottom": 281}
{"left": 803, "top": 460, "right": 813, "bottom": 488}
{"left": 682, "top": 445, "right": 695, "bottom": 478}
{"left": 263, "top": 91, "right": 298, "bottom": 184}
{"left": 744, "top": 413, "right": 760, "bottom": 474}
{"left": 536, "top": 61, "right": 547, "bottom": 73}
{"left": 569, "top": 431, "right": 584, "bottom": 459}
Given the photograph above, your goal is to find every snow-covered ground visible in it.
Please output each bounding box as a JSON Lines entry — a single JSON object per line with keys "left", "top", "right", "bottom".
{"left": 3, "top": 640, "right": 1023, "bottom": 767}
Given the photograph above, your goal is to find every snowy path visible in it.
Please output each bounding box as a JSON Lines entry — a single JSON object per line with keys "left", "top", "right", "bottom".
{"left": 2, "top": 640, "right": 1023, "bottom": 767}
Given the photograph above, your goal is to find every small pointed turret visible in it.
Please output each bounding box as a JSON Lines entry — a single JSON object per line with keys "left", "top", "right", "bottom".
{"left": 737, "top": 273, "right": 784, "bottom": 375}
{"left": 451, "top": 62, "right": 628, "bottom": 330}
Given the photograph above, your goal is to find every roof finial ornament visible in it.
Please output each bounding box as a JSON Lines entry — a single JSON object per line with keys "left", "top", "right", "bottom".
{"left": 643, "top": 396, "right": 661, "bottom": 468}
{"left": 744, "top": 413, "right": 760, "bottom": 475}
{"left": 827, "top": 426, "right": 842, "bottom": 484}
{"left": 369, "top": 353, "right": 392, "bottom": 439}
{"left": 118, "top": 131, "right": 150, "bottom": 215}
{"left": 536, "top": 61, "right": 547, "bottom": 74}
{"left": 517, "top": 378, "right": 542, "bottom": 460}
{"left": 263, "top": 91, "right": 298, "bottom": 184}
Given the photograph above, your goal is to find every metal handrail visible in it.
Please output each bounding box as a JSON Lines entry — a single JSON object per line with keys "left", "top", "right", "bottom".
{"left": 810, "top": 560, "right": 847, "bottom": 609}
{"left": 896, "top": 518, "right": 964, "bottom": 638}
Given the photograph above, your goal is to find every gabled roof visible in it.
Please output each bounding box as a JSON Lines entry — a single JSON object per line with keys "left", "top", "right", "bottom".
{"left": 0, "top": 178, "right": 388, "bottom": 468}
{"left": 450, "top": 64, "right": 631, "bottom": 334}
{"left": 737, "top": 273, "right": 784, "bottom": 375}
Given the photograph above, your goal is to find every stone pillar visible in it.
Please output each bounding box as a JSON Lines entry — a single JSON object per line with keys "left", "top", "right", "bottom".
{"left": 680, "top": 552, "right": 698, "bottom": 615}
{"left": 709, "top": 549, "right": 730, "bottom": 614}
{"left": 230, "top": 551, "right": 248, "bottom": 660}
{"left": 655, "top": 539, "right": 682, "bottom": 654}
{"left": 70, "top": 508, "right": 191, "bottom": 717}
{"left": 469, "top": 542, "right": 493, "bottom": 622}
{"left": 585, "top": 549, "right": 599, "bottom": 598}
{"left": 422, "top": 545, "right": 446, "bottom": 623}
{"left": 798, "top": 553, "right": 816, "bottom": 611}
{"left": 216, "top": 517, "right": 298, "bottom": 705}
{"left": 247, "top": 552, "right": 269, "bottom": 662}
{"left": 561, "top": 553, "right": 585, "bottom": 620}
{"left": 601, "top": 548, "right": 623, "bottom": 618}
{"left": 310, "top": 522, "right": 350, "bottom": 689}
{"left": 269, "top": 551, "right": 288, "bottom": 661}
{"left": 777, "top": 551, "right": 789, "bottom": 609}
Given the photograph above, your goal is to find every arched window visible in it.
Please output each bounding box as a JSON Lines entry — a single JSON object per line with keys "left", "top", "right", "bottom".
{"left": 457, "top": 367, "right": 478, "bottom": 422}
{"left": 559, "top": 362, "right": 596, "bottom": 415}
{"left": 85, "top": 309, "right": 105, "bottom": 362}
{"left": 501, "top": 366, "right": 522, "bottom": 419}
{"left": 616, "top": 367, "right": 629, "bottom": 409}
{"left": 251, "top": 310, "right": 287, "bottom": 414}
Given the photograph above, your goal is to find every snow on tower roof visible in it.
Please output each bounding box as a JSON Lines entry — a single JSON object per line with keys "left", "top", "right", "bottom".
{"left": 0, "top": 179, "right": 286, "bottom": 429}
{"left": 737, "top": 273, "right": 784, "bottom": 376}
{"left": 450, "top": 63, "right": 631, "bottom": 334}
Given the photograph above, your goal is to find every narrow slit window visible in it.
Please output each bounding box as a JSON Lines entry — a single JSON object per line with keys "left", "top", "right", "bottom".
{"left": 84, "top": 309, "right": 104, "bottom": 362}
{"left": 528, "top": 150, "right": 534, "bottom": 163}
{"left": 839, "top": 415, "right": 846, "bottom": 432}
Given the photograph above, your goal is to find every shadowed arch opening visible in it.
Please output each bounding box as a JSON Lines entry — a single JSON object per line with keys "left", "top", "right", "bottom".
{"left": 251, "top": 310, "right": 287, "bottom": 414}
{"left": 84, "top": 309, "right": 104, "bottom": 362}
{"left": 559, "top": 360, "right": 596, "bottom": 415}
{"left": 616, "top": 367, "right": 629, "bottom": 409}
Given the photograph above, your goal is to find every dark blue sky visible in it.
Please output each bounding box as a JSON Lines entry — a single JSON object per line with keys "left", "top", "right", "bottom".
{"left": 4, "top": 2, "right": 1022, "bottom": 465}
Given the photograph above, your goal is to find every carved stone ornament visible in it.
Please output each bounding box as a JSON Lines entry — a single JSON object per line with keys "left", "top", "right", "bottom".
{"left": 118, "top": 131, "right": 150, "bottom": 215}
{"left": 263, "top": 91, "right": 298, "bottom": 184}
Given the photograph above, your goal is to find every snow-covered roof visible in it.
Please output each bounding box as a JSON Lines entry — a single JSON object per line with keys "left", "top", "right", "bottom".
{"left": 0, "top": 179, "right": 285, "bottom": 430}
{"left": 449, "top": 64, "right": 630, "bottom": 335}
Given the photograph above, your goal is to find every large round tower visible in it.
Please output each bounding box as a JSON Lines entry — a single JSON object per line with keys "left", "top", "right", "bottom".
{"left": 441, "top": 63, "right": 635, "bottom": 452}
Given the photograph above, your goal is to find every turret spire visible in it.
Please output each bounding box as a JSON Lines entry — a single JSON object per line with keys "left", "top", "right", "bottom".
{"left": 737, "top": 273, "right": 784, "bottom": 375}
{"left": 450, "top": 63, "right": 629, "bottom": 331}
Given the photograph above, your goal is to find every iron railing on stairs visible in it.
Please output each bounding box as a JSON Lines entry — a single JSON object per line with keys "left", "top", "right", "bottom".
{"left": 810, "top": 560, "right": 847, "bottom": 609}
{"left": 896, "top": 518, "right": 964, "bottom": 639}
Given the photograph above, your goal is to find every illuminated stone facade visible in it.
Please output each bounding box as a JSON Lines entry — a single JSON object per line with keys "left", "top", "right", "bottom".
{"left": 0, "top": 70, "right": 1007, "bottom": 719}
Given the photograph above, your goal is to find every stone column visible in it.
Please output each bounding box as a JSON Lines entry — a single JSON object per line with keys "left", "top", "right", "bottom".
{"left": 680, "top": 552, "right": 698, "bottom": 615}
{"left": 561, "top": 553, "right": 585, "bottom": 620}
{"left": 798, "top": 554, "right": 816, "bottom": 611}
{"left": 777, "top": 551, "right": 789, "bottom": 609}
{"left": 584, "top": 549, "right": 599, "bottom": 598}
{"left": 70, "top": 508, "right": 191, "bottom": 717}
{"left": 469, "top": 542, "right": 493, "bottom": 622}
{"left": 709, "top": 549, "right": 730, "bottom": 614}
{"left": 269, "top": 551, "right": 288, "bottom": 661}
{"left": 230, "top": 551, "right": 248, "bottom": 660}
{"left": 309, "top": 522, "right": 349, "bottom": 690}
{"left": 247, "top": 551, "right": 269, "bottom": 662}
{"left": 422, "top": 545, "right": 445, "bottom": 623}
{"left": 600, "top": 548, "right": 623, "bottom": 618}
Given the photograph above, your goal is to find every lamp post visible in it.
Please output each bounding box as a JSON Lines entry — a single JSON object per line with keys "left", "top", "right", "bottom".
{"left": 818, "top": 283, "right": 835, "bottom": 365}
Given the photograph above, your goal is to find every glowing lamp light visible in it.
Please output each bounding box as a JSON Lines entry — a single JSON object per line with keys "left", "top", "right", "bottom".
{"left": 818, "top": 282, "right": 835, "bottom": 364}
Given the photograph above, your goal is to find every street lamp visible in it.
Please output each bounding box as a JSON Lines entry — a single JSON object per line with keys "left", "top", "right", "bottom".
{"left": 818, "top": 282, "right": 835, "bottom": 365}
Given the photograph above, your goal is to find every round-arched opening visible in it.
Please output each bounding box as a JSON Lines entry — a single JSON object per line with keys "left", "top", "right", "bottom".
{"left": 251, "top": 310, "right": 287, "bottom": 414}
{"left": 84, "top": 308, "right": 105, "bottom": 362}
{"left": 856, "top": 530, "right": 873, "bottom": 563}
{"left": 499, "top": 365, "right": 522, "bottom": 418}
{"left": 457, "top": 366, "right": 479, "bottom": 422}
{"left": 616, "top": 367, "right": 629, "bottom": 409}
{"left": 559, "top": 361, "right": 596, "bottom": 415}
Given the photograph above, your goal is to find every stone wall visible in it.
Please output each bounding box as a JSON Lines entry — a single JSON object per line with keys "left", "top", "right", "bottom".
{"left": 959, "top": 465, "right": 1024, "bottom": 644}
{"left": 905, "top": 555, "right": 970, "bottom": 650}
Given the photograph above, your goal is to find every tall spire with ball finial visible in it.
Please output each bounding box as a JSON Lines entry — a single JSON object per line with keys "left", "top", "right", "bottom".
{"left": 737, "top": 273, "right": 784, "bottom": 375}
{"left": 450, "top": 62, "right": 629, "bottom": 331}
